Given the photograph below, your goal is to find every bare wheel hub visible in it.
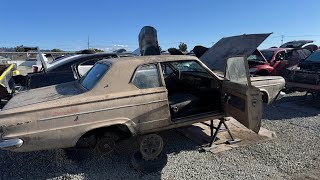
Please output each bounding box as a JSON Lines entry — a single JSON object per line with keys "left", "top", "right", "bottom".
{"left": 95, "top": 137, "right": 116, "bottom": 156}
{"left": 140, "top": 134, "right": 164, "bottom": 161}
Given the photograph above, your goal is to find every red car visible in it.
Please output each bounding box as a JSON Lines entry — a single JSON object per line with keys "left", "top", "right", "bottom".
{"left": 248, "top": 40, "right": 317, "bottom": 76}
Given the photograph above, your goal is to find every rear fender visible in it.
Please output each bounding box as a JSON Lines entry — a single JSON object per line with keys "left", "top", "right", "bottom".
{"left": 72, "top": 118, "right": 137, "bottom": 146}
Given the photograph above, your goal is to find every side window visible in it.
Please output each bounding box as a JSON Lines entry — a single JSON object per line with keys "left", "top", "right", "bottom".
{"left": 161, "top": 64, "right": 174, "bottom": 76}
{"left": 51, "top": 62, "right": 72, "bottom": 73}
{"left": 132, "top": 64, "right": 161, "bottom": 89}
{"left": 275, "top": 52, "right": 286, "bottom": 61}
{"left": 225, "top": 56, "right": 248, "bottom": 85}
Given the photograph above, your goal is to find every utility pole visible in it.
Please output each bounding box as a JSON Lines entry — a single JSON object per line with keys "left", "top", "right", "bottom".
{"left": 87, "top": 35, "right": 90, "bottom": 49}
{"left": 281, "top": 35, "right": 284, "bottom": 46}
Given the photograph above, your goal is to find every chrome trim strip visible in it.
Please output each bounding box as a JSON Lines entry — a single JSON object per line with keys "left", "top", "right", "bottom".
{"left": 38, "top": 99, "right": 168, "bottom": 122}
{"left": 254, "top": 83, "right": 282, "bottom": 88}
{"left": 138, "top": 118, "right": 169, "bottom": 124}
{"left": 10, "top": 118, "right": 136, "bottom": 138}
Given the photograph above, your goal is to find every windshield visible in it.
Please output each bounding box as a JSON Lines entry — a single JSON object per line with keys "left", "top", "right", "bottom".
{"left": 304, "top": 50, "right": 320, "bottom": 62}
{"left": 261, "top": 50, "right": 274, "bottom": 62}
{"left": 80, "top": 63, "right": 110, "bottom": 90}
{"left": 47, "top": 55, "right": 82, "bottom": 70}
{"left": 247, "top": 54, "right": 265, "bottom": 62}
{"left": 170, "top": 61, "right": 207, "bottom": 73}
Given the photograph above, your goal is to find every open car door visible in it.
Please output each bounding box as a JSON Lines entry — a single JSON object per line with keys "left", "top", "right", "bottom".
{"left": 222, "top": 56, "right": 262, "bottom": 133}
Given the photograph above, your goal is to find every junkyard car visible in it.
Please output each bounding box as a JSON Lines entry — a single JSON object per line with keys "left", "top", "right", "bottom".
{"left": 23, "top": 52, "right": 118, "bottom": 89}
{"left": 248, "top": 40, "right": 317, "bottom": 76}
{"left": 0, "top": 53, "right": 263, "bottom": 153}
{"left": 0, "top": 64, "right": 18, "bottom": 100}
{"left": 285, "top": 49, "right": 320, "bottom": 92}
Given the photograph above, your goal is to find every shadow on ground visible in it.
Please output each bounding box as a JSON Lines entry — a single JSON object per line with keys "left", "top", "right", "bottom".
{"left": 0, "top": 130, "right": 200, "bottom": 180}
{"left": 263, "top": 93, "right": 320, "bottom": 121}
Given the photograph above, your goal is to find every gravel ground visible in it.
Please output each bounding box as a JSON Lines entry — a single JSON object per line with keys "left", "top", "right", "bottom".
{"left": 0, "top": 92, "right": 319, "bottom": 180}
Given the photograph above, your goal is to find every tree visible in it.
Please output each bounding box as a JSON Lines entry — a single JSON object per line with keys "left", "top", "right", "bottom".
{"left": 93, "top": 48, "right": 104, "bottom": 52}
{"left": 51, "top": 48, "right": 62, "bottom": 52}
{"left": 15, "top": 45, "right": 25, "bottom": 52}
{"left": 178, "top": 42, "right": 188, "bottom": 52}
{"left": 158, "top": 45, "right": 162, "bottom": 52}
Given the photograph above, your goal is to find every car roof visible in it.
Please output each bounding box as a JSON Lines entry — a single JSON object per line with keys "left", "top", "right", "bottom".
{"left": 97, "top": 55, "right": 199, "bottom": 66}
{"left": 47, "top": 53, "right": 118, "bottom": 70}
{"left": 261, "top": 47, "right": 293, "bottom": 52}
{"left": 92, "top": 55, "right": 204, "bottom": 94}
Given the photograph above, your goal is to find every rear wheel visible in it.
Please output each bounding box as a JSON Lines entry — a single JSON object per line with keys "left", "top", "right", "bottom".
{"left": 94, "top": 132, "right": 119, "bottom": 156}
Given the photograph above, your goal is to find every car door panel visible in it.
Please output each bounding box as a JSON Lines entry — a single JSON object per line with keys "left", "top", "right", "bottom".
{"left": 129, "top": 63, "right": 171, "bottom": 133}
{"left": 222, "top": 81, "right": 262, "bottom": 133}
{"left": 223, "top": 56, "right": 262, "bottom": 133}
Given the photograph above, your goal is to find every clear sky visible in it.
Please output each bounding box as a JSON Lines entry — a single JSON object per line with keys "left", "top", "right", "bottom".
{"left": 1, "top": 0, "right": 320, "bottom": 51}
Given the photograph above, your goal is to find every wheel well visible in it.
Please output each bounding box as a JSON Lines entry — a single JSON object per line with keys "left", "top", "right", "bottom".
{"left": 261, "top": 91, "right": 269, "bottom": 103}
{"left": 257, "top": 69, "right": 269, "bottom": 76}
{"left": 80, "top": 125, "right": 132, "bottom": 140}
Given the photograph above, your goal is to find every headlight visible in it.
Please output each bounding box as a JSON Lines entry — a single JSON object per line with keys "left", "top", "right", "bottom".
{"left": 249, "top": 68, "right": 258, "bottom": 73}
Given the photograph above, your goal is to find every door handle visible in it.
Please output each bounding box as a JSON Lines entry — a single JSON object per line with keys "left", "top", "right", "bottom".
{"left": 223, "top": 93, "right": 231, "bottom": 104}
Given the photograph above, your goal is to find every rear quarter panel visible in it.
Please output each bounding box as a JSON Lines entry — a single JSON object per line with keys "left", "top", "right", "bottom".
{"left": 251, "top": 77, "right": 285, "bottom": 104}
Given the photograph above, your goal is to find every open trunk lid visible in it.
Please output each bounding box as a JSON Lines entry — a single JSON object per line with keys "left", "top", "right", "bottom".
{"left": 200, "top": 33, "right": 271, "bottom": 74}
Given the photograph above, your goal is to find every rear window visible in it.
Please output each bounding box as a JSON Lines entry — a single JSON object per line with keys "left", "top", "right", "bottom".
{"left": 80, "top": 63, "right": 110, "bottom": 90}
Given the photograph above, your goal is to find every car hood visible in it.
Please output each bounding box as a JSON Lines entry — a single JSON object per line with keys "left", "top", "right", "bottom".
{"left": 3, "top": 81, "right": 84, "bottom": 110}
{"left": 200, "top": 33, "right": 271, "bottom": 73}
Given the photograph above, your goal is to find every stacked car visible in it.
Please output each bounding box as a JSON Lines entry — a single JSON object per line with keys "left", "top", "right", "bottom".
{"left": 248, "top": 40, "right": 317, "bottom": 76}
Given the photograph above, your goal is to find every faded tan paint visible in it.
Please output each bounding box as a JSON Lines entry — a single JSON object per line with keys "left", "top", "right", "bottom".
{"left": 250, "top": 76, "right": 285, "bottom": 104}
{"left": 0, "top": 55, "right": 262, "bottom": 152}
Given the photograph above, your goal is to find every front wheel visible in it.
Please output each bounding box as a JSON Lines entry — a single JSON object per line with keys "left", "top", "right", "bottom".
{"left": 139, "top": 134, "right": 164, "bottom": 161}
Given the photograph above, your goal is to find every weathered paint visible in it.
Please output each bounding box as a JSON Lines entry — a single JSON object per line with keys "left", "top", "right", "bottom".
{"left": 0, "top": 55, "right": 262, "bottom": 152}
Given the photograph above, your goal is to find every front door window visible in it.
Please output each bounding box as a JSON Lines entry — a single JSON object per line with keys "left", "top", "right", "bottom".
{"left": 225, "top": 56, "right": 250, "bottom": 85}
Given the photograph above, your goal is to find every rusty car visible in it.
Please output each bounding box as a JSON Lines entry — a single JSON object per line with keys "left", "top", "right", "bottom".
{"left": 248, "top": 40, "right": 317, "bottom": 76}
{"left": 0, "top": 51, "right": 263, "bottom": 158}
{"left": 285, "top": 49, "right": 320, "bottom": 92}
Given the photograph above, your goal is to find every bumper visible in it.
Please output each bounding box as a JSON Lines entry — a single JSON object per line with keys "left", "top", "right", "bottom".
{"left": 0, "top": 138, "right": 23, "bottom": 150}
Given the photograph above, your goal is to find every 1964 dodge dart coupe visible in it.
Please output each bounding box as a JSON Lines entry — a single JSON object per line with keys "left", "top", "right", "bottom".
{"left": 0, "top": 53, "right": 263, "bottom": 154}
